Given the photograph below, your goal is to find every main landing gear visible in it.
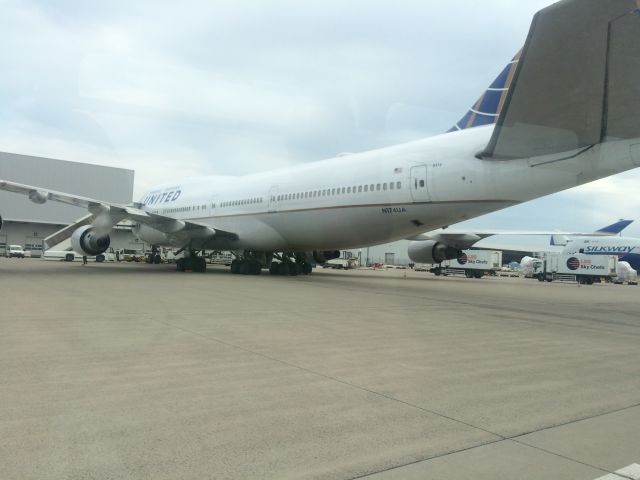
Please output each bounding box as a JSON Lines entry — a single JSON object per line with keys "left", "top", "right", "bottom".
{"left": 228, "top": 251, "right": 314, "bottom": 276}
{"left": 176, "top": 249, "right": 207, "bottom": 273}
{"left": 146, "top": 245, "right": 162, "bottom": 264}
{"left": 268, "top": 253, "right": 313, "bottom": 276}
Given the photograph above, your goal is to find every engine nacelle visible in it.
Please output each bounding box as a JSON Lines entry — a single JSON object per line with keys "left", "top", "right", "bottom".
{"left": 408, "top": 241, "right": 461, "bottom": 264}
{"left": 71, "top": 225, "right": 111, "bottom": 256}
{"left": 28, "top": 190, "right": 49, "bottom": 204}
{"left": 312, "top": 250, "right": 341, "bottom": 264}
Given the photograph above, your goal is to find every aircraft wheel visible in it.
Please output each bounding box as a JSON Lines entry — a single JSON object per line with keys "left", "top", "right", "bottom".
{"left": 250, "top": 261, "right": 262, "bottom": 275}
{"left": 279, "top": 262, "right": 290, "bottom": 276}
{"left": 269, "top": 262, "right": 279, "bottom": 275}
{"left": 231, "top": 260, "right": 241, "bottom": 274}
{"left": 239, "top": 261, "right": 251, "bottom": 275}
{"left": 194, "top": 257, "right": 207, "bottom": 273}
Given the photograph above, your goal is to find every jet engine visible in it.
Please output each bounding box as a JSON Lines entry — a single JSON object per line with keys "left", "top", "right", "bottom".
{"left": 408, "top": 241, "right": 461, "bottom": 264}
{"left": 71, "top": 225, "right": 111, "bottom": 256}
{"left": 312, "top": 250, "right": 341, "bottom": 264}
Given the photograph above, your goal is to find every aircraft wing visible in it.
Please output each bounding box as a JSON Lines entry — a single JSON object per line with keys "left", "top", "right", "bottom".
{"left": 407, "top": 226, "right": 632, "bottom": 250}
{"left": 0, "top": 178, "right": 238, "bottom": 241}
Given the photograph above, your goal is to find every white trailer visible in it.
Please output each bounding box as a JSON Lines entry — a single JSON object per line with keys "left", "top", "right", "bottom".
{"left": 432, "top": 250, "right": 502, "bottom": 279}
{"left": 532, "top": 252, "right": 617, "bottom": 285}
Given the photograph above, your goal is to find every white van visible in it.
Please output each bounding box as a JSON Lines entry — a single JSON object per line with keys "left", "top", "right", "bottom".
{"left": 8, "top": 245, "right": 25, "bottom": 258}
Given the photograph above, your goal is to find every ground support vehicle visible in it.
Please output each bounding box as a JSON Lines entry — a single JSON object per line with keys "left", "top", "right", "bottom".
{"left": 431, "top": 250, "right": 502, "bottom": 279}
{"left": 326, "top": 258, "right": 359, "bottom": 270}
{"left": 7, "top": 245, "right": 25, "bottom": 258}
{"left": 532, "top": 253, "right": 618, "bottom": 285}
{"left": 208, "top": 251, "right": 233, "bottom": 266}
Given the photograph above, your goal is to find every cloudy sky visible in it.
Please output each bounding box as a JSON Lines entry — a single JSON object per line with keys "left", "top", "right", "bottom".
{"left": 1, "top": 0, "right": 639, "bottom": 240}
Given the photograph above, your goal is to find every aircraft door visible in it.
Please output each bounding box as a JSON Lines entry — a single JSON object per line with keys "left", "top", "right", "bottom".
{"left": 410, "top": 165, "right": 431, "bottom": 202}
{"left": 268, "top": 186, "right": 279, "bottom": 213}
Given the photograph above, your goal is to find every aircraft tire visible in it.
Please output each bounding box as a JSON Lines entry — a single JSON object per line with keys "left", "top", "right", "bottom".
{"left": 231, "top": 260, "right": 240, "bottom": 274}
{"left": 250, "top": 261, "right": 261, "bottom": 275}
{"left": 279, "top": 262, "right": 290, "bottom": 276}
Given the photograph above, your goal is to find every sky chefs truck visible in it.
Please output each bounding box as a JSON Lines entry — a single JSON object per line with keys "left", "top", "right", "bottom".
{"left": 532, "top": 252, "right": 617, "bottom": 285}
{"left": 431, "top": 250, "right": 502, "bottom": 279}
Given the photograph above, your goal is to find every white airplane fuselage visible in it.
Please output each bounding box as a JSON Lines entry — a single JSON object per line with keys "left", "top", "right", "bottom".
{"left": 136, "top": 125, "right": 640, "bottom": 252}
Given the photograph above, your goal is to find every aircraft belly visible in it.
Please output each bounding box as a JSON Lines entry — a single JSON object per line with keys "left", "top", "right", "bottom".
{"left": 219, "top": 201, "right": 514, "bottom": 251}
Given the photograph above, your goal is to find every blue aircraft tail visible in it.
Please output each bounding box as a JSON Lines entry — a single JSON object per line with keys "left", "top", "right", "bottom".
{"left": 550, "top": 219, "right": 633, "bottom": 246}
{"left": 594, "top": 219, "right": 633, "bottom": 235}
{"left": 448, "top": 51, "right": 521, "bottom": 133}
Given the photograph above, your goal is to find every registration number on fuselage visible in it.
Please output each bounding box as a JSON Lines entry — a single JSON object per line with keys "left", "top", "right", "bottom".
{"left": 381, "top": 207, "right": 408, "bottom": 214}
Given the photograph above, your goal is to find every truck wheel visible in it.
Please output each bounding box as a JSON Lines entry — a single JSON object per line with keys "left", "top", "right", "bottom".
{"left": 65, "top": 253, "right": 75, "bottom": 262}
{"left": 586, "top": 277, "right": 594, "bottom": 285}
{"left": 96, "top": 254, "right": 105, "bottom": 263}
{"left": 474, "top": 272, "right": 484, "bottom": 279}
{"left": 537, "top": 273, "right": 545, "bottom": 282}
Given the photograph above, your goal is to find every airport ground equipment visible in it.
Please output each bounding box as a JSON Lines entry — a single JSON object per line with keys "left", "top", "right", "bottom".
{"left": 325, "top": 257, "right": 359, "bottom": 270}
{"left": 531, "top": 253, "right": 618, "bottom": 285}
{"left": 7, "top": 245, "right": 25, "bottom": 258}
{"left": 431, "top": 250, "right": 502, "bottom": 279}
{"left": 614, "top": 261, "right": 638, "bottom": 285}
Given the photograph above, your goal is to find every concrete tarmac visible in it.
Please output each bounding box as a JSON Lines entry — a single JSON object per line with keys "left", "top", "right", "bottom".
{"left": 1, "top": 259, "right": 639, "bottom": 480}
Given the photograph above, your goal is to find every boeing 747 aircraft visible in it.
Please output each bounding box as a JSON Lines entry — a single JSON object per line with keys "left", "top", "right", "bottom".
{"left": 1, "top": 0, "right": 640, "bottom": 275}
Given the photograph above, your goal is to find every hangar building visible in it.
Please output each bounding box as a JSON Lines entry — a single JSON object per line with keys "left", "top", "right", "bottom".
{"left": 0, "top": 152, "right": 136, "bottom": 256}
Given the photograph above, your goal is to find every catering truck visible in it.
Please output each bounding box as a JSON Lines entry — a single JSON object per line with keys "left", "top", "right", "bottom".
{"left": 532, "top": 252, "right": 617, "bottom": 285}
{"left": 431, "top": 250, "right": 502, "bottom": 279}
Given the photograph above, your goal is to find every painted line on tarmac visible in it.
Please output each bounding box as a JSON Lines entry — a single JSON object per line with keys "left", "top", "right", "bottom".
{"left": 594, "top": 463, "right": 640, "bottom": 480}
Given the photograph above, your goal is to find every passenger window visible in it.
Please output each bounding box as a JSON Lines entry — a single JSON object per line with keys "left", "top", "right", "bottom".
{"left": 342, "top": 187, "right": 346, "bottom": 194}
{"left": 397, "top": 181, "right": 401, "bottom": 189}
{"left": 383, "top": 183, "right": 387, "bottom": 191}
{"left": 370, "top": 184, "right": 374, "bottom": 191}
{"left": 364, "top": 185, "right": 368, "bottom": 192}
{"left": 376, "top": 184, "right": 381, "bottom": 191}
{"left": 347, "top": 187, "right": 351, "bottom": 193}
{"left": 419, "top": 180, "right": 425, "bottom": 188}
{"left": 358, "top": 186, "right": 362, "bottom": 193}
{"left": 390, "top": 182, "right": 394, "bottom": 190}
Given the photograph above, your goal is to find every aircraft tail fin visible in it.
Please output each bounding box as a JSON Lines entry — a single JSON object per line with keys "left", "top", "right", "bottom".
{"left": 594, "top": 219, "right": 633, "bottom": 235}
{"left": 482, "top": 0, "right": 640, "bottom": 159}
{"left": 447, "top": 52, "right": 521, "bottom": 133}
